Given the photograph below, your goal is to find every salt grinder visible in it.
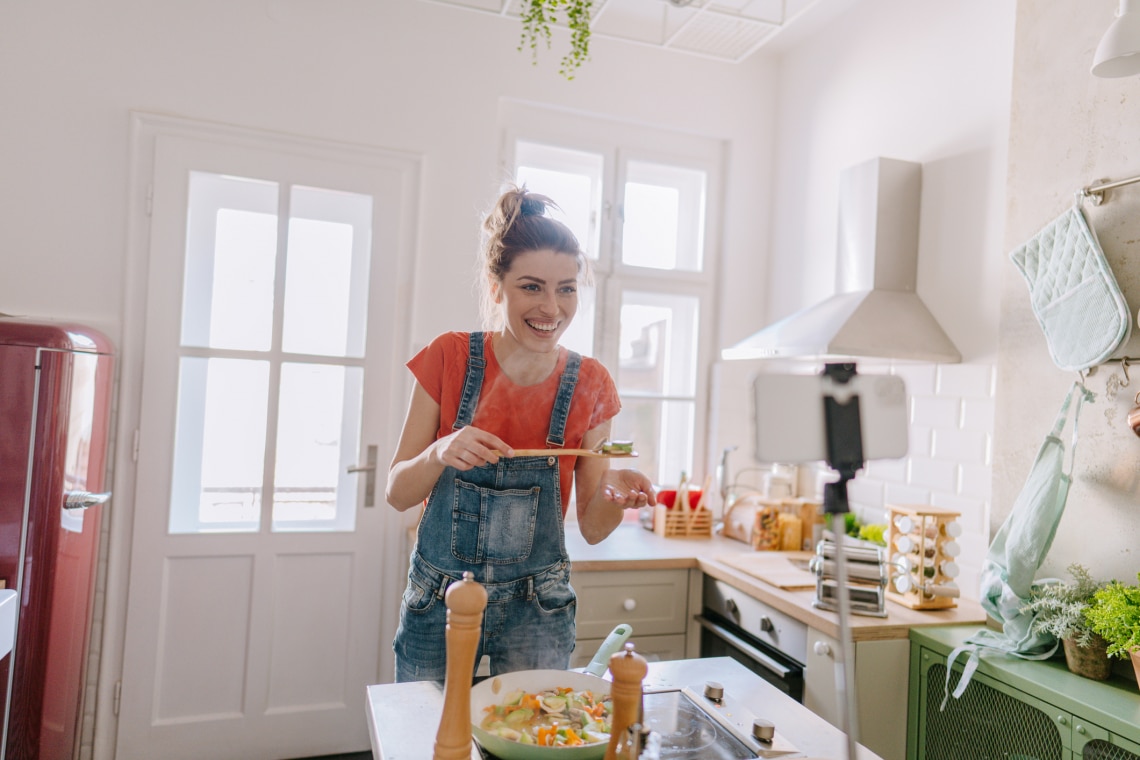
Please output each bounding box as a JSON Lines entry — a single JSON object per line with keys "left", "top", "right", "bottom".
{"left": 433, "top": 571, "right": 487, "bottom": 760}
{"left": 605, "top": 642, "right": 648, "bottom": 760}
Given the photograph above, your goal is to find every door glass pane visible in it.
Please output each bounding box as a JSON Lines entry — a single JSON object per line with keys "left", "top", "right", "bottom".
{"left": 182, "top": 172, "right": 278, "bottom": 351}
{"left": 281, "top": 186, "right": 373, "bottom": 358}
{"left": 169, "top": 357, "right": 270, "bottom": 533}
{"left": 621, "top": 161, "right": 706, "bottom": 272}
{"left": 272, "top": 363, "right": 363, "bottom": 532}
{"left": 617, "top": 291, "right": 700, "bottom": 397}
{"left": 516, "top": 141, "right": 604, "bottom": 259}
{"left": 611, "top": 398, "right": 695, "bottom": 487}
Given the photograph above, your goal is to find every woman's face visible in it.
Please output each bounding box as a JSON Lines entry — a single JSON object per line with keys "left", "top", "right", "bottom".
{"left": 494, "top": 248, "right": 580, "bottom": 353}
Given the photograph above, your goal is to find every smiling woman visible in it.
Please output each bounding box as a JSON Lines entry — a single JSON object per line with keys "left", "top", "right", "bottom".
{"left": 386, "top": 185, "right": 657, "bottom": 683}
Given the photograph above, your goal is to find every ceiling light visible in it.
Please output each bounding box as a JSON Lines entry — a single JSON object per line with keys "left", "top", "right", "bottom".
{"left": 1092, "top": 0, "right": 1140, "bottom": 78}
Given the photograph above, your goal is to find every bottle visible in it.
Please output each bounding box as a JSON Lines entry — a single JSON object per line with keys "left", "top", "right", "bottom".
{"left": 940, "top": 540, "right": 961, "bottom": 558}
{"left": 893, "top": 514, "right": 915, "bottom": 534}
{"left": 942, "top": 520, "right": 963, "bottom": 539}
{"left": 939, "top": 560, "right": 960, "bottom": 579}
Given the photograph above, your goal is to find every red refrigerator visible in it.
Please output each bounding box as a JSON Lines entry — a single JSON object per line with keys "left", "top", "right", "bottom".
{"left": 0, "top": 318, "right": 114, "bottom": 760}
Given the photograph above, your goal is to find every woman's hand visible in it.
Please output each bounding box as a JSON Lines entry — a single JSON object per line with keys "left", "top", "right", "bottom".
{"left": 431, "top": 425, "right": 513, "bottom": 471}
{"left": 599, "top": 469, "right": 657, "bottom": 508}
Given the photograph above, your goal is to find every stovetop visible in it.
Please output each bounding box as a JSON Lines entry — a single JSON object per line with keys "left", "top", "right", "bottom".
{"left": 476, "top": 684, "right": 798, "bottom": 759}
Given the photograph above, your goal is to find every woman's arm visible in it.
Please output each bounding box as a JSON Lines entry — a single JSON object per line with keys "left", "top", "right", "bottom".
{"left": 386, "top": 383, "right": 513, "bottom": 511}
{"left": 574, "top": 423, "right": 656, "bottom": 544}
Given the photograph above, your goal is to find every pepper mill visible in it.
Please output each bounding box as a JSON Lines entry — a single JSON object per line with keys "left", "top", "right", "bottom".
{"left": 604, "top": 643, "right": 648, "bottom": 760}
{"left": 432, "top": 571, "right": 487, "bottom": 760}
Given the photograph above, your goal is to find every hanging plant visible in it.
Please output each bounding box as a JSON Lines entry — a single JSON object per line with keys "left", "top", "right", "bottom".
{"left": 518, "top": 0, "right": 593, "bottom": 80}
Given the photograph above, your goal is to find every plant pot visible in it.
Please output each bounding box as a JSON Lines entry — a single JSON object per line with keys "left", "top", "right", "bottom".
{"left": 1062, "top": 635, "right": 1113, "bottom": 680}
{"left": 1131, "top": 648, "right": 1140, "bottom": 687}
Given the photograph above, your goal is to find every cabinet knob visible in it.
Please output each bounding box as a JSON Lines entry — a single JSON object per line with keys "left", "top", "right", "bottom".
{"left": 1075, "top": 724, "right": 1087, "bottom": 736}
{"left": 813, "top": 640, "right": 832, "bottom": 657}
{"left": 622, "top": 598, "right": 637, "bottom": 612}
{"left": 1056, "top": 716, "right": 1068, "bottom": 727}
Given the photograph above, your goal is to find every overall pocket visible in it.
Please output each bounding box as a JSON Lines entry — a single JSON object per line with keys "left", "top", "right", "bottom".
{"left": 452, "top": 480, "right": 540, "bottom": 564}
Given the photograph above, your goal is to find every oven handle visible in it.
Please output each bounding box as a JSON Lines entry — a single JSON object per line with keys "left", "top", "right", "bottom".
{"left": 694, "top": 614, "right": 796, "bottom": 679}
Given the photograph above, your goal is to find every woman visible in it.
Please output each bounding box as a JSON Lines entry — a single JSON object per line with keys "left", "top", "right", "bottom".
{"left": 387, "top": 185, "right": 656, "bottom": 682}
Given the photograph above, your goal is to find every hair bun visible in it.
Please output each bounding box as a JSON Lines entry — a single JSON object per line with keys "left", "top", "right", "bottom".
{"left": 519, "top": 195, "right": 547, "bottom": 217}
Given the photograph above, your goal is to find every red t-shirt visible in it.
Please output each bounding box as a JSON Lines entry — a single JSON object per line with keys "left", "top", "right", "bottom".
{"left": 408, "top": 332, "right": 621, "bottom": 514}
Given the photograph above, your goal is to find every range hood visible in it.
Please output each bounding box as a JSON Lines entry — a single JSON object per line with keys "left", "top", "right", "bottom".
{"left": 722, "top": 157, "right": 961, "bottom": 364}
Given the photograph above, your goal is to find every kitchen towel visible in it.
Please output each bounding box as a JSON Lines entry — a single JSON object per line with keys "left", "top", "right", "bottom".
{"left": 1010, "top": 204, "right": 1131, "bottom": 372}
{"left": 941, "top": 380, "right": 1094, "bottom": 709}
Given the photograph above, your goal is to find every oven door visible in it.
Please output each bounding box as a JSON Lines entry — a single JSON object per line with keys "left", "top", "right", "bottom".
{"left": 696, "top": 610, "right": 804, "bottom": 702}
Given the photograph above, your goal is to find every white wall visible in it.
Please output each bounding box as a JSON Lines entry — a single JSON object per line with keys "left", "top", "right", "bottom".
{"left": 996, "top": 0, "right": 1140, "bottom": 586}
{"left": 712, "top": 0, "right": 1017, "bottom": 600}
{"left": 0, "top": 2, "right": 778, "bottom": 757}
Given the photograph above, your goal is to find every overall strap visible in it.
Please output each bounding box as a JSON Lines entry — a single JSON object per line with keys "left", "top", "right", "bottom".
{"left": 453, "top": 332, "right": 487, "bottom": 431}
{"left": 545, "top": 351, "right": 582, "bottom": 448}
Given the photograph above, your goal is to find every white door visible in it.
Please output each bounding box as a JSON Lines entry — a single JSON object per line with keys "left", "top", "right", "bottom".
{"left": 117, "top": 118, "right": 418, "bottom": 760}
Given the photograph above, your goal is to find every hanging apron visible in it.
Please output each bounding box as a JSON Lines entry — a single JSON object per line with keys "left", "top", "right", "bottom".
{"left": 393, "top": 332, "right": 581, "bottom": 682}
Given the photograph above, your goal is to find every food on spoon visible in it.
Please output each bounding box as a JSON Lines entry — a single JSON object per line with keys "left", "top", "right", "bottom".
{"left": 599, "top": 440, "right": 634, "bottom": 455}
{"left": 478, "top": 686, "right": 612, "bottom": 747}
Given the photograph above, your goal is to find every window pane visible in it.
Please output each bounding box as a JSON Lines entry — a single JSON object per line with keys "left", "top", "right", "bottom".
{"left": 611, "top": 398, "right": 695, "bottom": 487}
{"left": 272, "top": 363, "right": 362, "bottom": 532}
{"left": 617, "top": 291, "right": 700, "bottom": 397}
{"left": 516, "top": 141, "right": 603, "bottom": 258}
{"left": 183, "top": 172, "right": 278, "bottom": 351}
{"left": 170, "top": 357, "right": 270, "bottom": 533}
{"left": 621, "top": 161, "right": 706, "bottom": 272}
{"left": 281, "top": 186, "right": 373, "bottom": 358}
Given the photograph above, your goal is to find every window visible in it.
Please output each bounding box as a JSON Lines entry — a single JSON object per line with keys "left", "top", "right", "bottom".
{"left": 169, "top": 171, "right": 373, "bottom": 533}
{"left": 503, "top": 104, "right": 723, "bottom": 487}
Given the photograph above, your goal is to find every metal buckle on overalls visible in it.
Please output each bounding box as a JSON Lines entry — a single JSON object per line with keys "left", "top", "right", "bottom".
{"left": 437, "top": 574, "right": 454, "bottom": 600}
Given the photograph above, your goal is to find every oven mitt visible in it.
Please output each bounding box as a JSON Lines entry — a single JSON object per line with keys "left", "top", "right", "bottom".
{"left": 1010, "top": 204, "right": 1131, "bottom": 372}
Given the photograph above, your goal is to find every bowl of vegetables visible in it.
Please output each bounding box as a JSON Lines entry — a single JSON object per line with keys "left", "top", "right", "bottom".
{"left": 469, "top": 625, "right": 630, "bottom": 759}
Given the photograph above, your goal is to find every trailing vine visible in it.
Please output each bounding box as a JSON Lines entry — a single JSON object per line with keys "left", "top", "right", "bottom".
{"left": 518, "top": 0, "right": 593, "bottom": 79}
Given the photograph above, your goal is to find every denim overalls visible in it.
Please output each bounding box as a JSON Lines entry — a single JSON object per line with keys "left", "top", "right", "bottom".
{"left": 393, "top": 332, "right": 580, "bottom": 682}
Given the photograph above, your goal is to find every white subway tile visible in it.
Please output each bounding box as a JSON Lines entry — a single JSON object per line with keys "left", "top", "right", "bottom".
{"left": 892, "top": 363, "right": 937, "bottom": 395}
{"left": 909, "top": 457, "right": 959, "bottom": 492}
{"left": 907, "top": 425, "right": 934, "bottom": 458}
{"left": 848, "top": 476, "right": 885, "bottom": 509}
{"left": 962, "top": 397, "right": 997, "bottom": 432}
{"left": 884, "top": 482, "right": 932, "bottom": 505}
{"left": 930, "top": 494, "right": 988, "bottom": 535}
{"left": 912, "top": 395, "right": 962, "bottom": 428}
{"left": 936, "top": 363, "right": 996, "bottom": 398}
{"left": 932, "top": 428, "right": 989, "bottom": 464}
{"left": 866, "top": 457, "right": 907, "bottom": 482}
{"left": 958, "top": 463, "right": 994, "bottom": 500}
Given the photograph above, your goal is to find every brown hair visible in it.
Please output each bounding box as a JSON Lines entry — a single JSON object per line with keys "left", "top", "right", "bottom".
{"left": 478, "top": 184, "right": 587, "bottom": 329}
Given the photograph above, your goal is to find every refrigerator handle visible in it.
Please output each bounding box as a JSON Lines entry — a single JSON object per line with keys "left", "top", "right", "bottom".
{"left": 63, "top": 491, "right": 112, "bottom": 510}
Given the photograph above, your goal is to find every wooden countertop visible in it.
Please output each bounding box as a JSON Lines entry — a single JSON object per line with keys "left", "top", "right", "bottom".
{"left": 565, "top": 523, "right": 987, "bottom": 643}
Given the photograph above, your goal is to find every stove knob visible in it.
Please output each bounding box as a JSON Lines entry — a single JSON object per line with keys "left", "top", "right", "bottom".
{"left": 752, "top": 718, "right": 775, "bottom": 742}
{"left": 759, "top": 615, "right": 774, "bottom": 633}
{"left": 724, "top": 598, "right": 739, "bottom": 620}
{"left": 703, "top": 681, "right": 724, "bottom": 701}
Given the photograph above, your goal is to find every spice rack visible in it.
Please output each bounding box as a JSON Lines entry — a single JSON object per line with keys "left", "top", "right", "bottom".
{"left": 885, "top": 504, "right": 962, "bottom": 610}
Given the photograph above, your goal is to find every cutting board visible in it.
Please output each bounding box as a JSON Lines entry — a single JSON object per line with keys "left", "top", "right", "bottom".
{"left": 718, "top": 551, "right": 817, "bottom": 590}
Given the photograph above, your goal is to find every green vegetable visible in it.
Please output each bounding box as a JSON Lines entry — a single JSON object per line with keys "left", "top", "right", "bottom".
{"left": 601, "top": 440, "right": 633, "bottom": 454}
{"left": 858, "top": 523, "right": 887, "bottom": 546}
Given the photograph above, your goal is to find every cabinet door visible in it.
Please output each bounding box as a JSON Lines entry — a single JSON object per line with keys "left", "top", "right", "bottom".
{"left": 570, "top": 634, "right": 687, "bottom": 669}
{"left": 1075, "top": 721, "right": 1140, "bottom": 760}
{"left": 572, "top": 569, "right": 689, "bottom": 639}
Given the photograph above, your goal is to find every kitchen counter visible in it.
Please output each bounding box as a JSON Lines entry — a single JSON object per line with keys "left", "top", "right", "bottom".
{"left": 565, "top": 524, "right": 987, "bottom": 643}
{"left": 367, "top": 656, "right": 885, "bottom": 759}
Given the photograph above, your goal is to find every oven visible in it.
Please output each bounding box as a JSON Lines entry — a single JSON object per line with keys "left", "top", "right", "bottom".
{"left": 696, "top": 576, "right": 806, "bottom": 702}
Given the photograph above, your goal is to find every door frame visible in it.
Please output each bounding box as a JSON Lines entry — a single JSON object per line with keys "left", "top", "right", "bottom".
{"left": 94, "top": 112, "right": 421, "bottom": 759}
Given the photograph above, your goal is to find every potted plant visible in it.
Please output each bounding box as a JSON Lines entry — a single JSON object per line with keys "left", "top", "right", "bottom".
{"left": 518, "top": 0, "right": 593, "bottom": 79}
{"left": 1022, "top": 563, "right": 1113, "bottom": 679}
{"left": 1084, "top": 572, "right": 1140, "bottom": 687}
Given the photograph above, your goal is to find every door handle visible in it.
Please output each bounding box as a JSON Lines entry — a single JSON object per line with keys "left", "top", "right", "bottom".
{"left": 63, "top": 491, "right": 112, "bottom": 510}
{"left": 347, "top": 445, "right": 378, "bottom": 507}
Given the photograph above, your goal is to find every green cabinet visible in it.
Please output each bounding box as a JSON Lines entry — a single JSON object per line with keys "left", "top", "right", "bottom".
{"left": 908, "top": 625, "right": 1140, "bottom": 760}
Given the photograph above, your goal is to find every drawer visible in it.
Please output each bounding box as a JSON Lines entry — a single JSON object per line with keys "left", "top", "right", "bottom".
{"left": 572, "top": 569, "right": 690, "bottom": 639}
{"left": 570, "top": 633, "right": 687, "bottom": 669}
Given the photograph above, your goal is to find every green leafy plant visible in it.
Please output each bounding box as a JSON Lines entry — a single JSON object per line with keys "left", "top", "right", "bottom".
{"left": 518, "top": 0, "right": 592, "bottom": 79}
{"left": 1022, "top": 563, "right": 1106, "bottom": 647}
{"left": 1085, "top": 572, "right": 1140, "bottom": 658}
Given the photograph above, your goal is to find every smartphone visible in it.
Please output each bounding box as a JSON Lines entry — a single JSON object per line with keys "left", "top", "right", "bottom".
{"left": 752, "top": 370, "right": 909, "bottom": 464}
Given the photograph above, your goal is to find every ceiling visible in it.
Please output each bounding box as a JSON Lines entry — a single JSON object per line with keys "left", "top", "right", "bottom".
{"left": 420, "top": 0, "right": 828, "bottom": 63}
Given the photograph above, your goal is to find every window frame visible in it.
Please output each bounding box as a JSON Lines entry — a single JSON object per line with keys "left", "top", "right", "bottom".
{"left": 499, "top": 102, "right": 724, "bottom": 488}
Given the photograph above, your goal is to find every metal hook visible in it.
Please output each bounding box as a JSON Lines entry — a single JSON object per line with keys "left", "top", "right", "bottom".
{"left": 1122, "top": 357, "right": 1131, "bottom": 386}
